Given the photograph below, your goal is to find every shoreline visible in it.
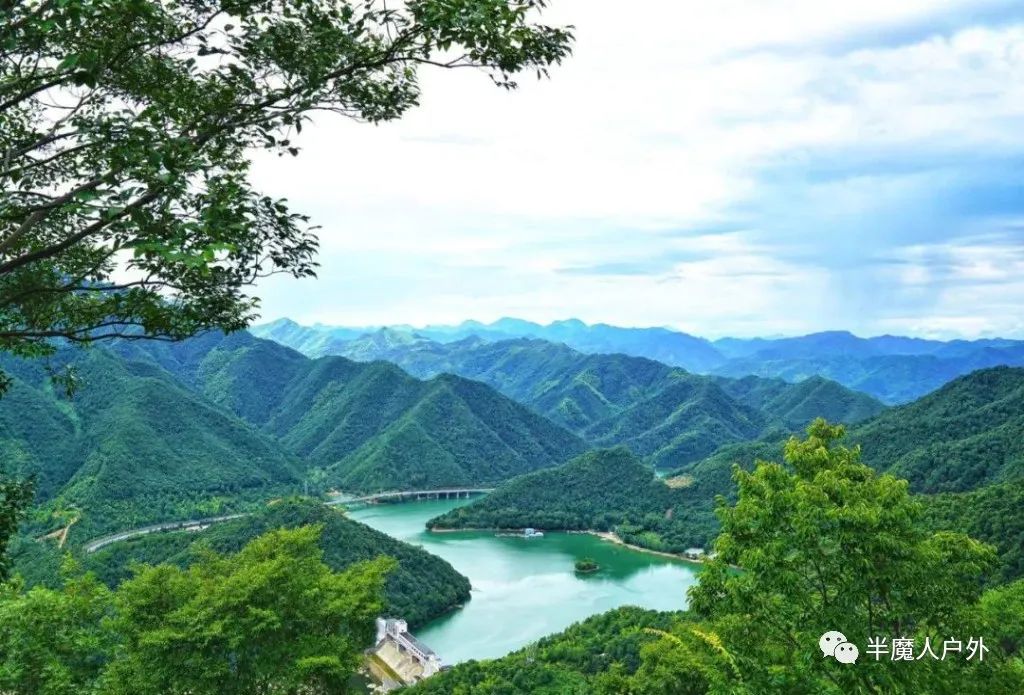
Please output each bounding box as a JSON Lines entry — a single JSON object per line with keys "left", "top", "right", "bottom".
{"left": 573, "top": 530, "right": 709, "bottom": 566}
{"left": 427, "top": 525, "right": 708, "bottom": 566}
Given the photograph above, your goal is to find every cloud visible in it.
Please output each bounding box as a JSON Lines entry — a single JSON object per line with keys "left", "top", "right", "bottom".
{"left": 250, "top": 1, "right": 1024, "bottom": 339}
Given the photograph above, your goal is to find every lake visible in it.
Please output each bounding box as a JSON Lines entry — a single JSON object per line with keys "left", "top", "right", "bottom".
{"left": 348, "top": 498, "right": 699, "bottom": 664}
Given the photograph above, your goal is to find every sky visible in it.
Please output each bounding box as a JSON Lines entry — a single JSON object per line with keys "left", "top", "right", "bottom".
{"left": 250, "top": 0, "right": 1024, "bottom": 339}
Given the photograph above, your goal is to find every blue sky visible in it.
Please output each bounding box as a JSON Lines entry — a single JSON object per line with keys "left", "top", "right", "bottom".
{"left": 250, "top": 0, "right": 1024, "bottom": 339}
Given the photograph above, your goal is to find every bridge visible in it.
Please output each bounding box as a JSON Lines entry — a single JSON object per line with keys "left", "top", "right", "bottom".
{"left": 326, "top": 488, "right": 494, "bottom": 506}
{"left": 80, "top": 488, "right": 493, "bottom": 553}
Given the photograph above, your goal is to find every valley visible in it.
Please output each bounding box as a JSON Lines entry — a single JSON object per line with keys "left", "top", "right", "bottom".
{"left": 3, "top": 319, "right": 1024, "bottom": 693}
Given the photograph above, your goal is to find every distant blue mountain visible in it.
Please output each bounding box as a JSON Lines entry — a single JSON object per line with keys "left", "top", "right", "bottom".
{"left": 251, "top": 318, "right": 1024, "bottom": 404}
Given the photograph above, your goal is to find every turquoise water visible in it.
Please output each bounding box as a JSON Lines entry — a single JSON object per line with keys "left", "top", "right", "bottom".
{"left": 348, "top": 499, "right": 699, "bottom": 663}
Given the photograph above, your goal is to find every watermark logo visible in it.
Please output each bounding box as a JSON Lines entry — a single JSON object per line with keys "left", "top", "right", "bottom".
{"left": 820, "top": 631, "right": 859, "bottom": 664}
{"left": 820, "top": 632, "right": 988, "bottom": 664}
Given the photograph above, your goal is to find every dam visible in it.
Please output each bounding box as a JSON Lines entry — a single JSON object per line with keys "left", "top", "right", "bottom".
{"left": 369, "top": 617, "right": 444, "bottom": 689}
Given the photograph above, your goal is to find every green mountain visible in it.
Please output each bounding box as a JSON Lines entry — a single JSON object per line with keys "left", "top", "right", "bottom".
{"left": 1, "top": 330, "right": 587, "bottom": 540}
{"left": 279, "top": 331, "right": 884, "bottom": 469}
{"left": 582, "top": 378, "right": 764, "bottom": 468}
{"left": 662, "top": 367, "right": 1024, "bottom": 577}
{"left": 922, "top": 480, "right": 1024, "bottom": 585}
{"left": 78, "top": 499, "right": 471, "bottom": 627}
{"left": 428, "top": 448, "right": 717, "bottom": 552}
{"left": 0, "top": 348, "right": 302, "bottom": 540}
{"left": 716, "top": 374, "right": 885, "bottom": 429}
{"left": 854, "top": 366, "right": 1024, "bottom": 493}
{"left": 683, "top": 366, "right": 1024, "bottom": 494}
{"left": 118, "top": 332, "right": 588, "bottom": 492}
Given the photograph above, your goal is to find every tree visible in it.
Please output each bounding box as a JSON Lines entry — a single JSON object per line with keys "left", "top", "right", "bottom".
{"left": 0, "top": 0, "right": 572, "bottom": 380}
{"left": 104, "top": 524, "right": 394, "bottom": 694}
{"left": 0, "top": 0, "right": 571, "bottom": 586}
{"left": 686, "top": 419, "right": 1008, "bottom": 694}
{"left": 0, "top": 474, "right": 33, "bottom": 582}
{"left": 0, "top": 569, "right": 117, "bottom": 695}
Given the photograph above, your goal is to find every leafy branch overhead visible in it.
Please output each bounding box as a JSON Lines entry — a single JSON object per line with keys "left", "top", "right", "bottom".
{"left": 0, "top": 0, "right": 573, "bottom": 370}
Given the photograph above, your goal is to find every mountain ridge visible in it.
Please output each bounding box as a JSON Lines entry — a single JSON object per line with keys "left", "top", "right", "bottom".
{"left": 253, "top": 317, "right": 1024, "bottom": 403}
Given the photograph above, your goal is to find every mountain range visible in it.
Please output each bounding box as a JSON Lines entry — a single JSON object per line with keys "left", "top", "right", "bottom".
{"left": 253, "top": 318, "right": 1024, "bottom": 404}
{"left": 432, "top": 366, "right": 1024, "bottom": 578}
{"left": 672, "top": 366, "right": 1024, "bottom": 577}
{"left": 0, "top": 332, "right": 586, "bottom": 540}
{"left": 8, "top": 318, "right": 1024, "bottom": 582}
{"left": 251, "top": 325, "right": 885, "bottom": 468}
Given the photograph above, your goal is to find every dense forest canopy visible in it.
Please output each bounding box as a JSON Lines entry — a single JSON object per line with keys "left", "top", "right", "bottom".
{"left": 429, "top": 447, "right": 719, "bottom": 552}
{"left": 0, "top": 525, "right": 393, "bottom": 694}
{"left": 663, "top": 367, "right": 1024, "bottom": 580}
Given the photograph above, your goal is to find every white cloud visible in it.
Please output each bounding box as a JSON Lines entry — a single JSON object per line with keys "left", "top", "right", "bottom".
{"left": 250, "top": 0, "right": 1024, "bottom": 338}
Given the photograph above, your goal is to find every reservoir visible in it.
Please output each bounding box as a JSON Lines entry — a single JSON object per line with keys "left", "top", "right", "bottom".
{"left": 348, "top": 498, "right": 699, "bottom": 664}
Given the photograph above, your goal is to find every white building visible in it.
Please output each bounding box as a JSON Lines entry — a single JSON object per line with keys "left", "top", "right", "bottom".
{"left": 374, "top": 617, "right": 443, "bottom": 679}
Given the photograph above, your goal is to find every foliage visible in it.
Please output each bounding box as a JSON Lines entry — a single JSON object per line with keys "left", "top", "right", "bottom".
{"left": 1, "top": 524, "right": 392, "bottom": 694}
{"left": 118, "top": 331, "right": 588, "bottom": 491}
{"left": 0, "top": 0, "right": 572, "bottom": 391}
{"left": 922, "top": 479, "right": 1024, "bottom": 583}
{"left": 81, "top": 499, "right": 471, "bottom": 627}
{"left": 687, "top": 419, "right": 1012, "bottom": 693}
{"left": 105, "top": 525, "right": 391, "bottom": 694}
{"left": 574, "top": 557, "right": 598, "bottom": 573}
{"left": 0, "top": 569, "right": 117, "bottom": 695}
{"left": 0, "top": 473, "right": 33, "bottom": 582}
{"left": 0, "top": 347, "right": 301, "bottom": 540}
{"left": 407, "top": 606, "right": 686, "bottom": 694}
{"left": 665, "top": 367, "right": 1024, "bottom": 575}
{"left": 428, "top": 448, "right": 717, "bottom": 552}
{"left": 853, "top": 366, "right": 1024, "bottom": 493}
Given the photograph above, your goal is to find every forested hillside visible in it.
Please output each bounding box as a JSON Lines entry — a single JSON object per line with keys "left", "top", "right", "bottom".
{"left": 428, "top": 448, "right": 717, "bottom": 551}
{"left": 117, "top": 331, "right": 588, "bottom": 491}
{"left": 76, "top": 499, "right": 471, "bottom": 627}
{"left": 854, "top": 366, "right": 1024, "bottom": 492}
{"left": 259, "top": 329, "right": 885, "bottom": 468}
{"left": 662, "top": 368, "right": 1024, "bottom": 577}
{"left": 0, "top": 348, "right": 302, "bottom": 541}
{"left": 0, "top": 330, "right": 589, "bottom": 546}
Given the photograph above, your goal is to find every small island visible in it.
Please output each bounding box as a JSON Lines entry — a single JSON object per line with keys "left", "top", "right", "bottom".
{"left": 574, "top": 557, "right": 600, "bottom": 574}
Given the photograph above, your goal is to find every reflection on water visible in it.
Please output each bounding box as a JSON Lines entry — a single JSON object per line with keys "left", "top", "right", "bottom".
{"left": 349, "top": 499, "right": 699, "bottom": 663}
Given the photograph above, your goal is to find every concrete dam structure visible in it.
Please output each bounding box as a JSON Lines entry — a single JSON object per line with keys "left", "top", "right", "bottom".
{"left": 370, "top": 617, "right": 444, "bottom": 689}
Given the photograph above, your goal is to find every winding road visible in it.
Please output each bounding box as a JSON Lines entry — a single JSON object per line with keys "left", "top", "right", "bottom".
{"left": 81, "top": 488, "right": 493, "bottom": 553}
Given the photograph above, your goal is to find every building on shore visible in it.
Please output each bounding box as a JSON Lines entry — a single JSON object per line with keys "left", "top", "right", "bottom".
{"left": 370, "top": 617, "right": 443, "bottom": 689}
